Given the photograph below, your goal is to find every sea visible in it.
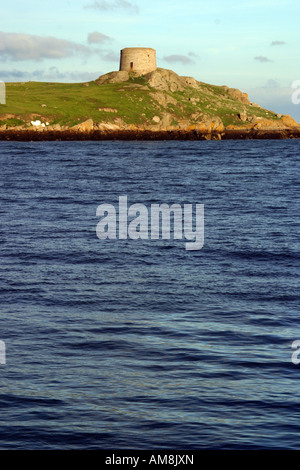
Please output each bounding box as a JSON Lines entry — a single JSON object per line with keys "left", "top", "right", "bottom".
{"left": 0, "top": 139, "right": 299, "bottom": 450}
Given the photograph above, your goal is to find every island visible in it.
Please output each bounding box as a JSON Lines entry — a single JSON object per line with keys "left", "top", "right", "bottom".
{"left": 1, "top": 47, "right": 299, "bottom": 140}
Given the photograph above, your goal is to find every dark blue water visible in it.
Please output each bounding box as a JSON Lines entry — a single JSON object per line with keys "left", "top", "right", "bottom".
{"left": 0, "top": 140, "right": 299, "bottom": 449}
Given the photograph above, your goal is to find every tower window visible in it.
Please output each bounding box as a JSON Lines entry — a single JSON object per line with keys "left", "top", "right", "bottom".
{"left": 130, "top": 62, "right": 133, "bottom": 69}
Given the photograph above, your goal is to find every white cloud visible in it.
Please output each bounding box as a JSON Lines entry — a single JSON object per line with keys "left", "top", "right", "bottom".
{"left": 264, "top": 79, "right": 280, "bottom": 88}
{"left": 84, "top": 0, "right": 139, "bottom": 13}
{"left": 163, "top": 54, "right": 195, "bottom": 65}
{"left": 188, "top": 52, "right": 199, "bottom": 59}
{"left": 98, "top": 50, "right": 120, "bottom": 62}
{"left": 271, "top": 40, "right": 286, "bottom": 46}
{"left": 0, "top": 67, "right": 103, "bottom": 82}
{"left": 0, "top": 31, "right": 119, "bottom": 67}
{"left": 254, "top": 56, "right": 273, "bottom": 63}
{"left": 0, "top": 32, "right": 90, "bottom": 61}
{"left": 88, "top": 32, "right": 112, "bottom": 44}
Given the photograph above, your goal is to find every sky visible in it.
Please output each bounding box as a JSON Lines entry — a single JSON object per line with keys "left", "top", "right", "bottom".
{"left": 1, "top": 0, "right": 300, "bottom": 120}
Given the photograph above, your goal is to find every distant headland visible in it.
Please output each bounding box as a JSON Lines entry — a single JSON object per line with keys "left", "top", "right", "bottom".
{"left": 1, "top": 47, "right": 299, "bottom": 140}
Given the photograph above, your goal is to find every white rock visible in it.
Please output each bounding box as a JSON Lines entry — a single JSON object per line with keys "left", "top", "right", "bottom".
{"left": 31, "top": 120, "right": 41, "bottom": 126}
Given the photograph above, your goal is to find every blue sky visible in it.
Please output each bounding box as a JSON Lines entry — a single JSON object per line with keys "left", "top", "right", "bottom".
{"left": 1, "top": 0, "right": 300, "bottom": 120}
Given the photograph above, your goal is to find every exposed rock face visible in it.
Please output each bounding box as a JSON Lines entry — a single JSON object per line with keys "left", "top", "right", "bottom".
{"left": 282, "top": 114, "right": 298, "bottom": 127}
{"left": 49, "top": 124, "right": 62, "bottom": 131}
{"left": 95, "top": 122, "right": 123, "bottom": 131}
{"left": 95, "top": 71, "right": 130, "bottom": 85}
{"left": 239, "top": 110, "right": 248, "bottom": 121}
{"left": 71, "top": 119, "right": 94, "bottom": 132}
{"left": 144, "top": 68, "right": 196, "bottom": 92}
{"left": 195, "top": 116, "right": 224, "bottom": 133}
{"left": 224, "top": 87, "right": 250, "bottom": 105}
{"left": 149, "top": 91, "right": 178, "bottom": 107}
{"left": 181, "top": 76, "right": 199, "bottom": 88}
{"left": 95, "top": 68, "right": 200, "bottom": 93}
{"left": 226, "top": 114, "right": 299, "bottom": 131}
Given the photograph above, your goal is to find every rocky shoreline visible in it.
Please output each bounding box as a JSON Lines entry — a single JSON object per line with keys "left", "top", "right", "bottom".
{"left": 1, "top": 128, "right": 300, "bottom": 141}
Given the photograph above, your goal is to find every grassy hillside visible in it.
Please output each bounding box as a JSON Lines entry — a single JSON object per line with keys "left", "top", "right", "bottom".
{"left": 0, "top": 70, "right": 286, "bottom": 129}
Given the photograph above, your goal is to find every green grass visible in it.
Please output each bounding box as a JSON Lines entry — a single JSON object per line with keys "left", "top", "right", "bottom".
{"left": 0, "top": 80, "right": 158, "bottom": 127}
{"left": 0, "top": 76, "right": 280, "bottom": 128}
{"left": 0, "top": 117, "right": 25, "bottom": 127}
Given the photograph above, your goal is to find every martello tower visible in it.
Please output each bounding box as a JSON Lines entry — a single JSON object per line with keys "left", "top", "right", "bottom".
{"left": 119, "top": 47, "right": 157, "bottom": 75}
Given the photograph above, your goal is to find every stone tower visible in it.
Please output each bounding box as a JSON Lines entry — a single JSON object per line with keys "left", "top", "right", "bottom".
{"left": 119, "top": 47, "right": 157, "bottom": 75}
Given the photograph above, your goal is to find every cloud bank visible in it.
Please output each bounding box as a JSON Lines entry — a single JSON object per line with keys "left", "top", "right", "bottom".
{"left": 0, "top": 32, "right": 90, "bottom": 61}
{"left": 84, "top": 0, "right": 139, "bottom": 13}
{"left": 254, "top": 56, "right": 273, "bottom": 63}
{"left": 0, "top": 67, "right": 103, "bottom": 82}
{"left": 88, "top": 32, "right": 112, "bottom": 44}
{"left": 163, "top": 54, "right": 195, "bottom": 65}
{"left": 271, "top": 40, "right": 286, "bottom": 46}
{"left": 0, "top": 31, "right": 119, "bottom": 67}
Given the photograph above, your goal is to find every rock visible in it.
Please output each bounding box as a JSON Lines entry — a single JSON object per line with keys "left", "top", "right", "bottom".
{"left": 48, "top": 124, "right": 62, "bottom": 131}
{"left": 238, "top": 110, "right": 247, "bottom": 121}
{"left": 190, "top": 112, "right": 203, "bottom": 120}
{"left": 96, "top": 122, "right": 121, "bottom": 131}
{"left": 281, "top": 114, "right": 299, "bottom": 127}
{"left": 27, "top": 125, "right": 45, "bottom": 131}
{"left": 250, "top": 103, "right": 262, "bottom": 108}
{"left": 98, "top": 107, "right": 118, "bottom": 113}
{"left": 152, "top": 116, "right": 160, "bottom": 123}
{"left": 144, "top": 68, "right": 187, "bottom": 92}
{"left": 113, "top": 117, "right": 126, "bottom": 128}
{"left": 182, "top": 76, "right": 199, "bottom": 89}
{"left": 31, "top": 120, "right": 41, "bottom": 126}
{"left": 197, "top": 115, "right": 224, "bottom": 132}
{"left": 95, "top": 71, "right": 130, "bottom": 85}
{"left": 227, "top": 88, "right": 250, "bottom": 105}
{"left": 161, "top": 113, "right": 172, "bottom": 130}
{"left": 252, "top": 118, "right": 289, "bottom": 130}
{"left": 0, "top": 113, "right": 15, "bottom": 119}
{"left": 145, "top": 69, "right": 177, "bottom": 92}
{"left": 41, "top": 104, "right": 47, "bottom": 108}
{"left": 149, "top": 92, "right": 178, "bottom": 107}
{"left": 71, "top": 119, "right": 94, "bottom": 132}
